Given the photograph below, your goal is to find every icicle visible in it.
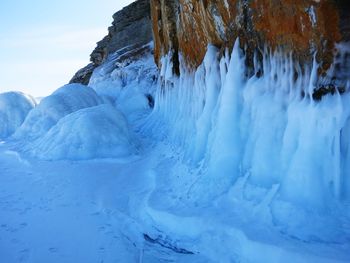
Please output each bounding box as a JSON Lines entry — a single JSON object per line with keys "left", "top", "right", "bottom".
{"left": 141, "top": 38, "right": 350, "bottom": 209}
{"left": 191, "top": 45, "right": 221, "bottom": 163}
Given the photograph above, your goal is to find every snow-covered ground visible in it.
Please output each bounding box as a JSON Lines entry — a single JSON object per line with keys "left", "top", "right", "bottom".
{"left": 2, "top": 139, "right": 349, "bottom": 263}
{"left": 1, "top": 41, "right": 350, "bottom": 262}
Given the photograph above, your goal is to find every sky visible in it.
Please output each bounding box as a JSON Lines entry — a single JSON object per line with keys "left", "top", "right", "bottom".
{"left": 0, "top": 0, "right": 135, "bottom": 97}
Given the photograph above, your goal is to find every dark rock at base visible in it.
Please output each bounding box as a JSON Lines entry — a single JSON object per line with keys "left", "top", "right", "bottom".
{"left": 143, "top": 234, "right": 195, "bottom": 255}
{"left": 312, "top": 84, "right": 346, "bottom": 101}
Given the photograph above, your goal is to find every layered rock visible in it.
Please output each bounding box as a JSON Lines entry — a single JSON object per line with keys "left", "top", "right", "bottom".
{"left": 151, "top": 0, "right": 350, "bottom": 77}
{"left": 70, "top": 0, "right": 153, "bottom": 85}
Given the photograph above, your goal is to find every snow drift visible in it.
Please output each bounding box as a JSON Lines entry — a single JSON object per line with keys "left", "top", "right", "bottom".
{"left": 0, "top": 91, "right": 36, "bottom": 139}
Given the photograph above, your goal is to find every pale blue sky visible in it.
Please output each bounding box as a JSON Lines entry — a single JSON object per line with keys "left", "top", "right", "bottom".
{"left": 0, "top": 0, "right": 134, "bottom": 96}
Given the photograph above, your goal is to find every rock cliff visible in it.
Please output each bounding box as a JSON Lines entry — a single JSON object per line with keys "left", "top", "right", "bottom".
{"left": 70, "top": 0, "right": 153, "bottom": 85}
{"left": 72, "top": 0, "right": 349, "bottom": 90}
{"left": 151, "top": 0, "right": 349, "bottom": 79}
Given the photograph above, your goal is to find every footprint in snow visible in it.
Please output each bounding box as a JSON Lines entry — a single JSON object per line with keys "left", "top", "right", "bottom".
{"left": 18, "top": 248, "right": 30, "bottom": 262}
{"left": 11, "top": 238, "right": 19, "bottom": 244}
{"left": 20, "top": 222, "right": 28, "bottom": 229}
{"left": 98, "top": 226, "right": 106, "bottom": 232}
{"left": 49, "top": 247, "right": 58, "bottom": 253}
{"left": 90, "top": 211, "right": 101, "bottom": 216}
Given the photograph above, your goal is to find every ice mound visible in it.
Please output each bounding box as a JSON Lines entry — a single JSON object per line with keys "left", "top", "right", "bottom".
{"left": 0, "top": 91, "right": 36, "bottom": 139}
{"left": 28, "top": 104, "right": 136, "bottom": 160}
{"left": 13, "top": 84, "right": 102, "bottom": 140}
{"left": 89, "top": 43, "right": 158, "bottom": 122}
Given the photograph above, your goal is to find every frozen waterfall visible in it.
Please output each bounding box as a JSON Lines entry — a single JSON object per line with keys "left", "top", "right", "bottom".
{"left": 141, "top": 39, "right": 350, "bottom": 212}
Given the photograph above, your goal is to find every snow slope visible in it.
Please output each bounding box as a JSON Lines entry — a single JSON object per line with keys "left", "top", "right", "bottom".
{"left": 1, "top": 41, "right": 350, "bottom": 262}
{"left": 0, "top": 139, "right": 348, "bottom": 262}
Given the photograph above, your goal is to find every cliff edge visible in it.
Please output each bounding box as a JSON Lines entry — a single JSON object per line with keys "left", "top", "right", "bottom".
{"left": 70, "top": 0, "right": 153, "bottom": 85}
{"left": 151, "top": 0, "right": 349, "bottom": 81}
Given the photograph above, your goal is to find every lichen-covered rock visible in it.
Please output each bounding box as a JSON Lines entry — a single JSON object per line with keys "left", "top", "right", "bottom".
{"left": 151, "top": 0, "right": 349, "bottom": 74}
{"left": 71, "top": 0, "right": 153, "bottom": 85}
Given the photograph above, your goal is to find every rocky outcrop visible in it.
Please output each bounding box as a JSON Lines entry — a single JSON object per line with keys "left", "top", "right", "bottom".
{"left": 70, "top": 63, "right": 95, "bottom": 85}
{"left": 151, "top": 0, "right": 350, "bottom": 77}
{"left": 70, "top": 0, "right": 153, "bottom": 85}
{"left": 90, "top": 0, "right": 153, "bottom": 66}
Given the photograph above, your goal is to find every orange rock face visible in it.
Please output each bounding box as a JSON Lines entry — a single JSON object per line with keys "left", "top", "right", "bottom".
{"left": 151, "top": 0, "right": 347, "bottom": 72}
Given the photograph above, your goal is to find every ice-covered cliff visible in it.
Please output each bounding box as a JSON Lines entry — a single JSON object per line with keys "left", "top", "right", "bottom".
{"left": 1, "top": 0, "right": 350, "bottom": 262}
{"left": 70, "top": 0, "right": 153, "bottom": 85}
{"left": 69, "top": 0, "right": 350, "bottom": 260}
{"left": 151, "top": 0, "right": 349, "bottom": 67}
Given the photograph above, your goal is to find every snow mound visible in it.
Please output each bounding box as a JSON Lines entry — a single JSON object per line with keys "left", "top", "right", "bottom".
{"left": 28, "top": 104, "right": 136, "bottom": 160}
{"left": 13, "top": 84, "right": 102, "bottom": 140}
{"left": 0, "top": 91, "right": 36, "bottom": 139}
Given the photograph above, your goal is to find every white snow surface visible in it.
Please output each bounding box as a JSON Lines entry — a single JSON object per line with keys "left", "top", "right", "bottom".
{"left": 0, "top": 92, "right": 36, "bottom": 139}
{"left": 1, "top": 41, "right": 350, "bottom": 262}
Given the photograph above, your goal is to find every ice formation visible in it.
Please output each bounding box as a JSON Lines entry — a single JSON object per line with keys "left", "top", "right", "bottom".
{"left": 13, "top": 83, "right": 102, "bottom": 141}
{"left": 0, "top": 91, "right": 36, "bottom": 139}
{"left": 89, "top": 43, "right": 158, "bottom": 123}
{"left": 139, "top": 40, "right": 350, "bottom": 245}
{"left": 1, "top": 39, "right": 350, "bottom": 261}
{"left": 10, "top": 83, "right": 138, "bottom": 160}
{"left": 5, "top": 46, "right": 159, "bottom": 160}
{"left": 28, "top": 104, "right": 137, "bottom": 160}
